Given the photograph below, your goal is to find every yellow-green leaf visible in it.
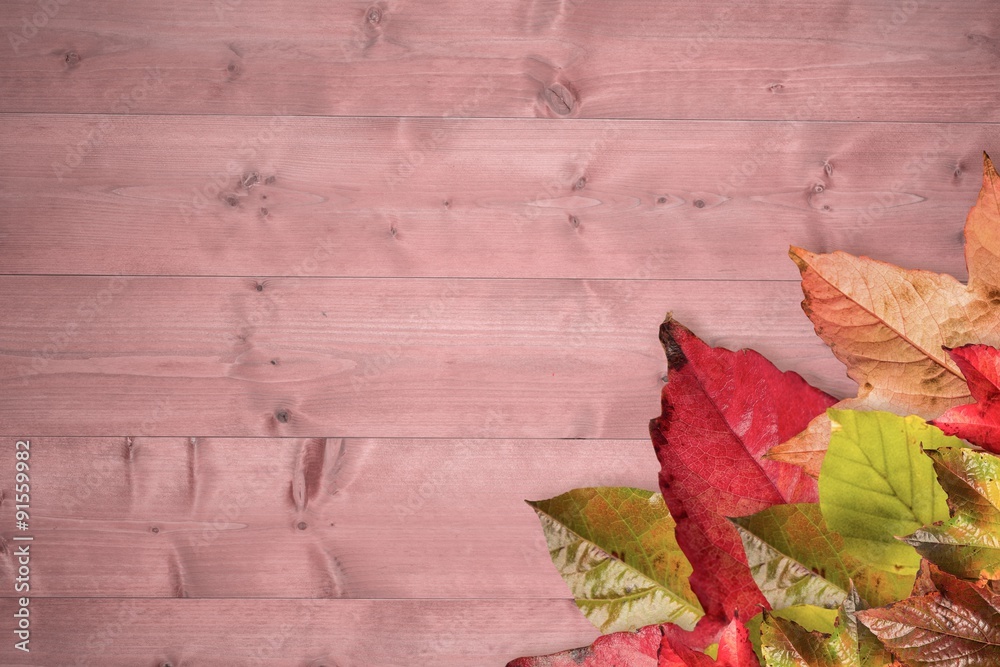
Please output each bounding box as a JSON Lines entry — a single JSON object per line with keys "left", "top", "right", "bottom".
{"left": 819, "top": 410, "right": 954, "bottom": 576}
{"left": 528, "top": 487, "right": 703, "bottom": 633}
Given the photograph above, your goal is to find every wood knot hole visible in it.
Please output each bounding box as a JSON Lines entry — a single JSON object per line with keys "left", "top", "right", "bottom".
{"left": 242, "top": 171, "right": 260, "bottom": 189}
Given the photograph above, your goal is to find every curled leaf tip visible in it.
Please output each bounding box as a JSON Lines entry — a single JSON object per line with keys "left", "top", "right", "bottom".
{"left": 658, "top": 318, "right": 690, "bottom": 371}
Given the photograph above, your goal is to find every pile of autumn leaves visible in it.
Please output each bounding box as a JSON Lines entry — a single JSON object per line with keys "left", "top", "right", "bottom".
{"left": 510, "top": 155, "right": 1000, "bottom": 667}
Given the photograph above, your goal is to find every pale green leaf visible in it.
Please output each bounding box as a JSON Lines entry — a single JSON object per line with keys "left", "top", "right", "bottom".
{"left": 528, "top": 487, "right": 703, "bottom": 633}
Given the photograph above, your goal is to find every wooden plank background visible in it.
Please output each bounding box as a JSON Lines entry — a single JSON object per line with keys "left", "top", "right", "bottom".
{"left": 2, "top": 0, "right": 1000, "bottom": 121}
{"left": 1, "top": 116, "right": 994, "bottom": 280}
{"left": 1, "top": 0, "right": 999, "bottom": 664}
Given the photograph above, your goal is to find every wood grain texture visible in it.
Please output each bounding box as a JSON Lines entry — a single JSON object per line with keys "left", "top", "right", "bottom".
{"left": 2, "top": 0, "right": 1000, "bottom": 121}
{"left": 5, "top": 0, "right": 996, "bottom": 661}
{"left": 0, "top": 276, "right": 850, "bottom": 438}
{"left": 0, "top": 437, "right": 658, "bottom": 598}
{"left": 0, "top": 597, "right": 598, "bottom": 665}
{"left": 0, "top": 115, "right": 994, "bottom": 279}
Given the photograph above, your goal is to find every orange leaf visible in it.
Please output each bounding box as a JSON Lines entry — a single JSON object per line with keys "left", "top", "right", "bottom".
{"left": 770, "top": 154, "right": 1000, "bottom": 472}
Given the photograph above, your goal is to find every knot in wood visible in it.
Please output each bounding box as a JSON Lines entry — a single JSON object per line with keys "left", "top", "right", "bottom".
{"left": 543, "top": 83, "right": 576, "bottom": 116}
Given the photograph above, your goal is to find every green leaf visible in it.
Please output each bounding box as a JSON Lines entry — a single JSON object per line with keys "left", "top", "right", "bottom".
{"left": 761, "top": 591, "right": 896, "bottom": 667}
{"left": 528, "top": 487, "right": 703, "bottom": 633}
{"left": 747, "top": 605, "right": 839, "bottom": 661}
{"left": 732, "top": 504, "right": 912, "bottom": 610}
{"left": 903, "top": 447, "right": 1000, "bottom": 579}
{"left": 819, "top": 410, "right": 954, "bottom": 575}
{"left": 762, "top": 614, "right": 847, "bottom": 666}
{"left": 773, "top": 606, "right": 839, "bottom": 635}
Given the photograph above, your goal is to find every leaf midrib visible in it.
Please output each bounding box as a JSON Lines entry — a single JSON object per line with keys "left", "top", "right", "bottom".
{"left": 688, "top": 359, "right": 789, "bottom": 503}
{"left": 804, "top": 253, "right": 965, "bottom": 384}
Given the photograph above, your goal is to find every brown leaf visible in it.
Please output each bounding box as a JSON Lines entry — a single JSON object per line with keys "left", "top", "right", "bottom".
{"left": 857, "top": 565, "right": 1000, "bottom": 666}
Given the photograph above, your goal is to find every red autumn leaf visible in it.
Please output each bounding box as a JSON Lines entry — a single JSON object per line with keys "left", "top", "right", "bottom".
{"left": 694, "top": 619, "right": 760, "bottom": 667}
{"left": 930, "top": 344, "right": 1000, "bottom": 452}
{"left": 506, "top": 618, "right": 759, "bottom": 667}
{"left": 650, "top": 317, "right": 837, "bottom": 622}
{"left": 506, "top": 623, "right": 662, "bottom": 667}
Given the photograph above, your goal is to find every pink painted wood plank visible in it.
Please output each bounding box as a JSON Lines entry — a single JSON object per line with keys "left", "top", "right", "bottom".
{"left": 0, "top": 597, "right": 597, "bottom": 665}
{"left": 1, "top": 1, "right": 999, "bottom": 121}
{"left": 0, "top": 437, "right": 658, "bottom": 598}
{"left": 0, "top": 277, "right": 849, "bottom": 438}
{"left": 0, "top": 116, "right": 991, "bottom": 279}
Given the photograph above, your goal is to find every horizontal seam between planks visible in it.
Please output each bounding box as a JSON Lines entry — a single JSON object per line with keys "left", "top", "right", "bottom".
{"left": 0, "top": 274, "right": 804, "bottom": 283}
{"left": 0, "top": 111, "right": 1000, "bottom": 125}
{"left": 2, "top": 112, "right": 1000, "bottom": 125}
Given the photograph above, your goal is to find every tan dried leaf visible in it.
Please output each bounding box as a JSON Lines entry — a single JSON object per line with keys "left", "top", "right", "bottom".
{"left": 769, "top": 154, "right": 1000, "bottom": 472}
